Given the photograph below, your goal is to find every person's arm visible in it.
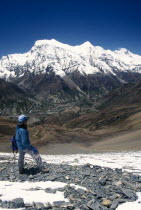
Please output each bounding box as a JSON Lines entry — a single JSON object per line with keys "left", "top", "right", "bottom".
{"left": 21, "top": 129, "right": 32, "bottom": 150}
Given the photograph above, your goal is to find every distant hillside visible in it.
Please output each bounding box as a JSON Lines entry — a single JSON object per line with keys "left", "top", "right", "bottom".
{"left": 0, "top": 79, "right": 38, "bottom": 115}
{"left": 98, "top": 81, "right": 141, "bottom": 110}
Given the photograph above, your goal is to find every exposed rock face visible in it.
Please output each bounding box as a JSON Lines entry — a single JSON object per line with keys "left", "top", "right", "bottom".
{"left": 0, "top": 39, "right": 141, "bottom": 115}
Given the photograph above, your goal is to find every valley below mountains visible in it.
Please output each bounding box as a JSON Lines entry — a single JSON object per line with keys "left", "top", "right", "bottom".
{"left": 0, "top": 39, "right": 141, "bottom": 152}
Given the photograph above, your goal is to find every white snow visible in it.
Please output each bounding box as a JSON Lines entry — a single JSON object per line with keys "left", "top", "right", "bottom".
{"left": 0, "top": 180, "right": 140, "bottom": 210}
{"left": 1, "top": 39, "right": 141, "bottom": 79}
{"left": 0, "top": 181, "right": 68, "bottom": 204}
{"left": 0, "top": 180, "right": 86, "bottom": 209}
{"left": 0, "top": 152, "right": 141, "bottom": 209}
{"left": 40, "top": 151, "right": 141, "bottom": 175}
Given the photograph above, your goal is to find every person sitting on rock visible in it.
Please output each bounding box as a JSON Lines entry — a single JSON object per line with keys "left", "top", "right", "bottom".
{"left": 15, "top": 114, "right": 49, "bottom": 174}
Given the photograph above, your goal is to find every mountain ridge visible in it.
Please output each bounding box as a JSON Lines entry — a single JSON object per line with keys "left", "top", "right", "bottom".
{"left": 0, "top": 39, "right": 141, "bottom": 80}
{"left": 1, "top": 39, "right": 141, "bottom": 115}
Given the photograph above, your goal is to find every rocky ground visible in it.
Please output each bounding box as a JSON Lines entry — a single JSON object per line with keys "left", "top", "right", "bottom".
{"left": 0, "top": 155, "right": 141, "bottom": 209}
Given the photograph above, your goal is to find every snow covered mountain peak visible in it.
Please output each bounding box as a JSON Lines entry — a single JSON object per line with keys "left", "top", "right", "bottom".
{"left": 0, "top": 39, "right": 141, "bottom": 80}
{"left": 114, "top": 48, "right": 132, "bottom": 55}
{"left": 80, "top": 41, "right": 93, "bottom": 48}
{"left": 119, "top": 48, "right": 130, "bottom": 53}
{"left": 33, "top": 39, "right": 72, "bottom": 50}
{"left": 35, "top": 39, "right": 60, "bottom": 46}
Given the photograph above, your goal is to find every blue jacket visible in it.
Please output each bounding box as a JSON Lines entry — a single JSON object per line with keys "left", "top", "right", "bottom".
{"left": 15, "top": 125, "right": 32, "bottom": 150}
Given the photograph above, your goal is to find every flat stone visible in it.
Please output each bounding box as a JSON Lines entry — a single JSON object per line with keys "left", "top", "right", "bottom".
{"left": 87, "top": 200, "right": 106, "bottom": 210}
{"left": 59, "top": 202, "right": 74, "bottom": 208}
{"left": 109, "top": 193, "right": 118, "bottom": 200}
{"left": 69, "top": 194, "right": 81, "bottom": 202}
{"left": 121, "top": 188, "right": 136, "bottom": 199}
{"left": 115, "top": 181, "right": 122, "bottom": 186}
{"left": 116, "top": 198, "right": 134, "bottom": 203}
{"left": 101, "top": 199, "right": 112, "bottom": 206}
{"left": 33, "top": 202, "right": 44, "bottom": 209}
{"left": 24, "top": 202, "right": 33, "bottom": 207}
{"left": 12, "top": 198, "right": 24, "bottom": 208}
{"left": 57, "top": 187, "right": 65, "bottom": 192}
{"left": 122, "top": 180, "right": 137, "bottom": 191}
{"left": 111, "top": 200, "right": 119, "bottom": 209}
{"left": 83, "top": 170, "right": 91, "bottom": 176}
{"left": 45, "top": 188, "right": 56, "bottom": 194}
{"left": 46, "top": 176, "right": 56, "bottom": 181}
{"left": 77, "top": 188, "right": 86, "bottom": 195}
{"left": 53, "top": 201, "right": 66, "bottom": 206}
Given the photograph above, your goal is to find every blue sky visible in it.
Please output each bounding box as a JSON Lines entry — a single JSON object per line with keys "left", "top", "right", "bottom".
{"left": 0, "top": 0, "right": 141, "bottom": 58}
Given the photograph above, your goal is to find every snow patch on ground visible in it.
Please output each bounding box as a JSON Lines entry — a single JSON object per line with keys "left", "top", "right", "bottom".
{"left": 0, "top": 181, "right": 68, "bottom": 204}
{"left": 0, "top": 180, "right": 86, "bottom": 209}
{"left": 1, "top": 152, "right": 141, "bottom": 209}
{"left": 39, "top": 151, "right": 141, "bottom": 175}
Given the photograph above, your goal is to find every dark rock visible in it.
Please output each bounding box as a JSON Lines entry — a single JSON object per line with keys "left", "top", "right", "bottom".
{"left": 121, "top": 188, "right": 137, "bottom": 200}
{"left": 53, "top": 200, "right": 68, "bottom": 207}
{"left": 115, "top": 168, "right": 122, "bottom": 173}
{"left": 12, "top": 197, "right": 25, "bottom": 208}
{"left": 99, "top": 178, "right": 106, "bottom": 186}
{"left": 109, "top": 193, "right": 118, "bottom": 200}
{"left": 46, "top": 176, "right": 56, "bottom": 181}
{"left": 87, "top": 200, "right": 106, "bottom": 210}
{"left": 57, "top": 187, "right": 66, "bottom": 192}
{"left": 45, "top": 188, "right": 57, "bottom": 194}
{"left": 83, "top": 170, "right": 91, "bottom": 176}
{"left": 111, "top": 200, "right": 119, "bottom": 209}
{"left": 33, "top": 202, "right": 45, "bottom": 209}
{"left": 122, "top": 180, "right": 137, "bottom": 191}
{"left": 77, "top": 188, "right": 86, "bottom": 195}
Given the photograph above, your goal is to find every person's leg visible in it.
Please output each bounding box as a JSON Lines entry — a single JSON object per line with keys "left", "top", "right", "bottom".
{"left": 18, "top": 150, "right": 25, "bottom": 173}
{"left": 24, "top": 149, "right": 44, "bottom": 169}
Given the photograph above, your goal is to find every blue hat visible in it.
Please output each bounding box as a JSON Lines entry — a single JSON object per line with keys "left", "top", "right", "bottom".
{"left": 18, "top": 115, "right": 29, "bottom": 123}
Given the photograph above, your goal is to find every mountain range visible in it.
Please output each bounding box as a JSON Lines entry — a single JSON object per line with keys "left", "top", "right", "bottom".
{"left": 0, "top": 39, "right": 141, "bottom": 115}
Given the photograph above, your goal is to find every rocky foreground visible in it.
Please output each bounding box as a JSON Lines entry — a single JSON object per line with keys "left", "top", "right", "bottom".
{"left": 0, "top": 155, "right": 141, "bottom": 210}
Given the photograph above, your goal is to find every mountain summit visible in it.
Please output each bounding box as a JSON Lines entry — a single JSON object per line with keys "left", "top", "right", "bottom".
{"left": 0, "top": 39, "right": 141, "bottom": 80}
{"left": 1, "top": 39, "right": 141, "bottom": 115}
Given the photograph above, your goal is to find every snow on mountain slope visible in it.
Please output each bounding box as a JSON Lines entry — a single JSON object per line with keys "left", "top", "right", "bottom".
{"left": 0, "top": 39, "right": 141, "bottom": 80}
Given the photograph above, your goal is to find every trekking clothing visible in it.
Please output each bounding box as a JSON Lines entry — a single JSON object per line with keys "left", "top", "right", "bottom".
{"left": 15, "top": 124, "right": 46, "bottom": 173}
{"left": 18, "top": 149, "right": 44, "bottom": 173}
{"left": 15, "top": 125, "right": 32, "bottom": 150}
